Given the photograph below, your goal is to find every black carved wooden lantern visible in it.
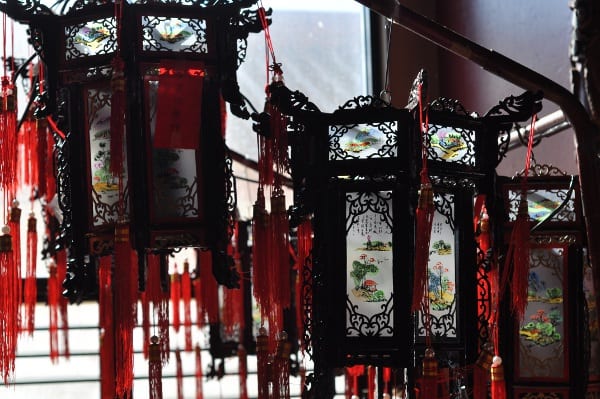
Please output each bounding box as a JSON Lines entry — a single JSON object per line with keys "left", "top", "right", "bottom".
{"left": 499, "top": 165, "right": 587, "bottom": 399}
{"left": 10, "top": 0, "right": 265, "bottom": 300}
{"left": 412, "top": 87, "right": 543, "bottom": 366}
{"left": 271, "top": 70, "right": 543, "bottom": 394}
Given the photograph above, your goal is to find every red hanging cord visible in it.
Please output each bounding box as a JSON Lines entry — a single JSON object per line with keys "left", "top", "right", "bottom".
{"left": 411, "top": 83, "right": 435, "bottom": 312}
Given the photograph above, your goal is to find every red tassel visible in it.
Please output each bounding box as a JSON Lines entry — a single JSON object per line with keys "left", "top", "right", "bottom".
{"left": 367, "top": 366, "right": 376, "bottom": 399}
{"left": 412, "top": 170, "right": 435, "bottom": 311}
{"left": 182, "top": 260, "right": 193, "bottom": 351}
{"left": 273, "top": 332, "right": 291, "bottom": 399}
{"left": 490, "top": 356, "right": 506, "bottom": 399}
{"left": 18, "top": 114, "right": 41, "bottom": 188}
{"left": 47, "top": 261, "right": 60, "bottom": 363}
{"left": 502, "top": 115, "right": 536, "bottom": 321}
{"left": 146, "top": 253, "right": 170, "bottom": 364}
{"left": 99, "top": 256, "right": 115, "bottom": 399}
{"left": 346, "top": 365, "right": 365, "bottom": 398}
{"left": 238, "top": 345, "right": 248, "bottom": 399}
{"left": 149, "top": 336, "right": 163, "bottom": 399}
{"left": 502, "top": 193, "right": 531, "bottom": 320}
{"left": 420, "top": 348, "right": 439, "bottom": 399}
{"left": 171, "top": 263, "right": 181, "bottom": 333}
{"left": 269, "top": 190, "right": 290, "bottom": 338}
{"left": 109, "top": 56, "right": 126, "bottom": 176}
{"left": 252, "top": 189, "right": 271, "bottom": 321}
{"left": 141, "top": 288, "right": 151, "bottom": 359}
{"left": 23, "top": 213, "right": 37, "bottom": 335}
{"left": 256, "top": 327, "right": 270, "bottom": 399}
{"left": 382, "top": 367, "right": 392, "bottom": 398}
{"left": 473, "top": 342, "right": 493, "bottom": 399}
{"left": 199, "top": 250, "right": 219, "bottom": 324}
{"left": 474, "top": 195, "right": 491, "bottom": 255}
{"left": 222, "top": 221, "right": 245, "bottom": 340}
{"left": 258, "top": 135, "right": 274, "bottom": 188}
{"left": 1, "top": 77, "right": 18, "bottom": 196}
{"left": 0, "top": 225, "right": 17, "bottom": 384}
{"left": 176, "top": 347, "right": 184, "bottom": 399}
{"left": 195, "top": 344, "right": 204, "bottom": 399}
{"left": 113, "top": 223, "right": 138, "bottom": 397}
{"left": 266, "top": 96, "right": 290, "bottom": 181}
{"left": 9, "top": 202, "right": 21, "bottom": 317}
{"left": 56, "top": 249, "right": 70, "bottom": 359}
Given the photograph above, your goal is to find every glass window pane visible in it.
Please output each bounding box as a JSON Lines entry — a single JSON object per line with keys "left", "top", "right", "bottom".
{"left": 226, "top": 0, "right": 369, "bottom": 160}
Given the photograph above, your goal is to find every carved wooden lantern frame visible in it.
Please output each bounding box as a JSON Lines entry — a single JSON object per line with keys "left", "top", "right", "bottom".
{"left": 270, "top": 73, "right": 542, "bottom": 394}
{"left": 9, "top": 0, "right": 266, "bottom": 300}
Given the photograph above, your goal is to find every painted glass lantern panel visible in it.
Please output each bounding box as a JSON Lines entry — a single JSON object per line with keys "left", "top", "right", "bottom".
{"left": 85, "top": 87, "right": 129, "bottom": 227}
{"left": 426, "top": 124, "right": 475, "bottom": 166}
{"left": 418, "top": 192, "right": 457, "bottom": 338}
{"left": 507, "top": 188, "right": 576, "bottom": 224}
{"left": 65, "top": 18, "right": 117, "bottom": 60}
{"left": 146, "top": 79, "right": 200, "bottom": 220}
{"left": 329, "top": 121, "right": 398, "bottom": 161}
{"left": 345, "top": 191, "right": 394, "bottom": 337}
{"left": 516, "top": 246, "right": 568, "bottom": 381}
{"left": 142, "top": 17, "right": 208, "bottom": 53}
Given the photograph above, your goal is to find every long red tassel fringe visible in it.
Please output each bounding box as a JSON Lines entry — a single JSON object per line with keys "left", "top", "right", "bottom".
{"left": 346, "top": 365, "right": 364, "bottom": 398}
{"left": 47, "top": 261, "right": 60, "bottom": 363}
{"left": 195, "top": 344, "right": 204, "bottom": 399}
{"left": 176, "top": 347, "right": 184, "bottom": 399}
{"left": 473, "top": 342, "right": 493, "bottom": 399}
{"left": 149, "top": 336, "right": 163, "bottom": 399}
{"left": 273, "top": 332, "right": 291, "bottom": 399}
{"left": 0, "top": 83, "right": 19, "bottom": 384}
{"left": 238, "top": 345, "right": 248, "bottom": 399}
{"left": 56, "top": 249, "right": 69, "bottom": 359}
{"left": 113, "top": 223, "right": 138, "bottom": 397}
{"left": 23, "top": 212, "right": 37, "bottom": 335}
{"left": 98, "top": 255, "right": 115, "bottom": 399}
{"left": 490, "top": 356, "right": 506, "bottom": 399}
{"left": 222, "top": 221, "right": 244, "bottom": 341}
{"left": 171, "top": 262, "right": 181, "bottom": 333}
{"left": 182, "top": 260, "right": 193, "bottom": 351}
{"left": 199, "top": 250, "right": 219, "bottom": 324}
{"left": 256, "top": 328, "right": 270, "bottom": 399}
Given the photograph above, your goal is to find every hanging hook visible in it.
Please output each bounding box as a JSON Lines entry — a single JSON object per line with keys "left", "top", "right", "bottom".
{"left": 379, "top": 18, "right": 393, "bottom": 104}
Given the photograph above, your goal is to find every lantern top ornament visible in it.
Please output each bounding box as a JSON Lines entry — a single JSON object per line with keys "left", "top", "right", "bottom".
{"left": 1, "top": 0, "right": 258, "bottom": 20}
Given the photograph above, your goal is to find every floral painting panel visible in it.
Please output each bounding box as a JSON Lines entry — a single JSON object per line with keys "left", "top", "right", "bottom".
{"left": 346, "top": 191, "right": 394, "bottom": 337}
